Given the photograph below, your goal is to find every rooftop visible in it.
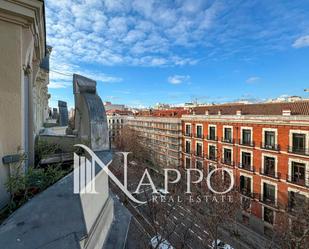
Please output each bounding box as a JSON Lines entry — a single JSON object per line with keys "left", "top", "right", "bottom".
{"left": 191, "top": 100, "right": 309, "bottom": 116}
{"left": 136, "top": 108, "right": 188, "bottom": 118}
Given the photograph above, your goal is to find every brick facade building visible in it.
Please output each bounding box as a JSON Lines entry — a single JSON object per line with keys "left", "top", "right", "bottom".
{"left": 181, "top": 101, "right": 309, "bottom": 236}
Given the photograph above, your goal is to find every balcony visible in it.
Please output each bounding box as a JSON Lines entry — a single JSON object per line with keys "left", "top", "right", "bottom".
{"left": 184, "top": 132, "right": 192, "bottom": 137}
{"left": 239, "top": 187, "right": 254, "bottom": 198}
{"left": 221, "top": 159, "right": 235, "bottom": 167}
{"left": 286, "top": 175, "right": 307, "bottom": 187}
{"left": 261, "top": 143, "right": 280, "bottom": 151}
{"left": 238, "top": 163, "right": 255, "bottom": 173}
{"left": 260, "top": 195, "right": 277, "bottom": 208}
{"left": 221, "top": 137, "right": 234, "bottom": 144}
{"left": 194, "top": 151, "right": 204, "bottom": 159}
{"left": 287, "top": 146, "right": 309, "bottom": 156}
{"left": 184, "top": 150, "right": 191, "bottom": 155}
{"left": 205, "top": 154, "right": 217, "bottom": 162}
{"left": 259, "top": 169, "right": 281, "bottom": 180}
{"left": 194, "top": 133, "right": 204, "bottom": 139}
{"left": 206, "top": 135, "right": 218, "bottom": 141}
{"left": 238, "top": 139, "right": 255, "bottom": 147}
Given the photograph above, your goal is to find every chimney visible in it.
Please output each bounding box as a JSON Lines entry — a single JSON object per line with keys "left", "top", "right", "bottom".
{"left": 236, "top": 110, "right": 242, "bottom": 116}
{"left": 218, "top": 110, "right": 221, "bottom": 115}
{"left": 205, "top": 110, "right": 209, "bottom": 115}
{"left": 282, "top": 109, "right": 291, "bottom": 116}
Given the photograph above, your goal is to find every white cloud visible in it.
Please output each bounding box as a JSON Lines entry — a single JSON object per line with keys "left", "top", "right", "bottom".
{"left": 168, "top": 75, "right": 190, "bottom": 84}
{"left": 292, "top": 35, "right": 309, "bottom": 48}
{"left": 246, "top": 76, "right": 260, "bottom": 83}
{"left": 48, "top": 82, "right": 71, "bottom": 89}
{"left": 45, "top": 0, "right": 309, "bottom": 69}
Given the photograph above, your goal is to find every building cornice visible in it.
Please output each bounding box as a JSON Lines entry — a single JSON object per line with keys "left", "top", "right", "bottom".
{"left": 181, "top": 114, "right": 309, "bottom": 126}
{"left": 127, "top": 116, "right": 181, "bottom": 123}
{"left": 0, "top": 0, "right": 45, "bottom": 59}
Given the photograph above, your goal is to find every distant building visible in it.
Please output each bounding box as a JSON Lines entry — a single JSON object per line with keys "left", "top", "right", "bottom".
{"left": 0, "top": 0, "right": 49, "bottom": 207}
{"left": 104, "top": 101, "right": 126, "bottom": 111}
{"left": 106, "top": 110, "right": 133, "bottom": 146}
{"left": 154, "top": 103, "right": 171, "bottom": 110}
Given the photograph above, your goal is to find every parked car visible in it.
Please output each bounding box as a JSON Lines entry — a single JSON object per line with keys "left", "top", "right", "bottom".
{"left": 211, "top": 239, "right": 234, "bottom": 249}
{"left": 149, "top": 235, "right": 174, "bottom": 249}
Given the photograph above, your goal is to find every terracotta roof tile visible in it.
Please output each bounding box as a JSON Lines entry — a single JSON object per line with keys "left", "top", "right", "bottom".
{"left": 192, "top": 101, "right": 309, "bottom": 116}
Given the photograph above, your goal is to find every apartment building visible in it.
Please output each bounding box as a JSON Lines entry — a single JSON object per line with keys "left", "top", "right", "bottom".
{"left": 127, "top": 109, "right": 187, "bottom": 168}
{"left": 181, "top": 101, "right": 309, "bottom": 236}
{"left": 106, "top": 110, "right": 132, "bottom": 145}
{"left": 0, "top": 0, "right": 49, "bottom": 207}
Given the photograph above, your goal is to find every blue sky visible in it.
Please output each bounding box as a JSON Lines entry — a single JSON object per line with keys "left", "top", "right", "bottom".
{"left": 45, "top": 0, "right": 309, "bottom": 109}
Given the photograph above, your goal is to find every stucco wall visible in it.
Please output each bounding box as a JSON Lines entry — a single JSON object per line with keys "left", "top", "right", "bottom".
{"left": 0, "top": 19, "right": 22, "bottom": 207}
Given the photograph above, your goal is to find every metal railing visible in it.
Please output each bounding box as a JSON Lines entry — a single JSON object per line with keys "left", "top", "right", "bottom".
{"left": 205, "top": 154, "right": 217, "bottom": 161}
{"left": 221, "top": 159, "right": 235, "bottom": 167}
{"left": 194, "top": 133, "right": 204, "bottom": 139}
{"left": 238, "top": 139, "right": 255, "bottom": 147}
{"left": 287, "top": 146, "right": 309, "bottom": 156}
{"left": 238, "top": 163, "right": 255, "bottom": 172}
{"left": 206, "top": 135, "right": 218, "bottom": 141}
{"left": 221, "top": 137, "right": 234, "bottom": 144}
{"left": 259, "top": 169, "right": 281, "bottom": 179}
{"left": 184, "top": 132, "right": 192, "bottom": 137}
{"left": 261, "top": 143, "right": 280, "bottom": 151}
{"left": 286, "top": 174, "right": 307, "bottom": 187}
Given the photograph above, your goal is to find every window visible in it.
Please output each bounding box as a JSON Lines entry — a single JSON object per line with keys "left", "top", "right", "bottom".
{"left": 241, "top": 152, "right": 251, "bottom": 169}
{"left": 242, "top": 129, "right": 252, "bottom": 145}
{"left": 263, "top": 207, "right": 274, "bottom": 225}
{"left": 196, "top": 125, "right": 203, "bottom": 138}
{"left": 185, "top": 141, "right": 191, "bottom": 153}
{"left": 209, "top": 126, "right": 216, "bottom": 140}
{"left": 223, "top": 148, "right": 232, "bottom": 165}
{"left": 263, "top": 182, "right": 276, "bottom": 204}
{"left": 291, "top": 162, "right": 306, "bottom": 185}
{"left": 264, "top": 131, "right": 275, "bottom": 148}
{"left": 185, "top": 124, "right": 191, "bottom": 136}
{"left": 224, "top": 127, "right": 232, "bottom": 142}
{"left": 292, "top": 133, "right": 306, "bottom": 153}
{"left": 196, "top": 160, "right": 203, "bottom": 170}
{"left": 196, "top": 143, "right": 203, "bottom": 157}
{"left": 209, "top": 145, "right": 216, "bottom": 160}
{"left": 185, "top": 157, "right": 191, "bottom": 168}
{"left": 240, "top": 175, "right": 252, "bottom": 195}
{"left": 264, "top": 156, "right": 276, "bottom": 177}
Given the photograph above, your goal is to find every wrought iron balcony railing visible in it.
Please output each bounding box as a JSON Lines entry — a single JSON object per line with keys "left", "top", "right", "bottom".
{"left": 238, "top": 163, "right": 255, "bottom": 173}
{"left": 259, "top": 169, "right": 281, "bottom": 180}
{"left": 194, "top": 133, "right": 204, "bottom": 139}
{"left": 286, "top": 174, "right": 307, "bottom": 187}
{"left": 261, "top": 142, "right": 280, "bottom": 151}
{"left": 287, "top": 146, "right": 309, "bottom": 156}
{"left": 205, "top": 154, "right": 217, "bottom": 161}
{"left": 221, "top": 137, "right": 234, "bottom": 144}
{"left": 206, "top": 135, "right": 218, "bottom": 141}
{"left": 238, "top": 139, "right": 255, "bottom": 147}
{"left": 221, "top": 159, "right": 235, "bottom": 167}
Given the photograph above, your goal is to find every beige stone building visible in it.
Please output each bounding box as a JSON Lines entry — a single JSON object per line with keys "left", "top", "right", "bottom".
{"left": 0, "top": 0, "right": 50, "bottom": 208}
{"left": 127, "top": 116, "right": 183, "bottom": 168}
